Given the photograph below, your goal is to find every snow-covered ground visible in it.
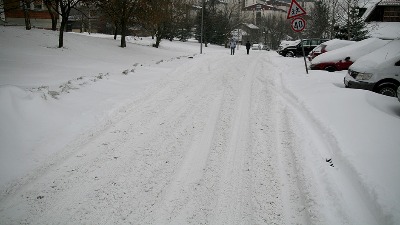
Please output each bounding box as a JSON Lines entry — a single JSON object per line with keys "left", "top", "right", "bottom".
{"left": 0, "top": 26, "right": 399, "bottom": 224}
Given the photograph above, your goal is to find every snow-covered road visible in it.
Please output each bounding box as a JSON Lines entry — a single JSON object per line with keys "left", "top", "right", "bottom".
{"left": 0, "top": 50, "right": 390, "bottom": 224}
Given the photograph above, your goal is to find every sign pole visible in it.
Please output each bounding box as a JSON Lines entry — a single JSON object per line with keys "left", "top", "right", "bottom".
{"left": 301, "top": 39, "right": 309, "bottom": 74}
{"left": 287, "top": 0, "right": 308, "bottom": 74}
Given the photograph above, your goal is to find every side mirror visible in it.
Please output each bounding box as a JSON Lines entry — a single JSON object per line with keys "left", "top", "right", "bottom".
{"left": 345, "top": 57, "right": 351, "bottom": 61}
{"left": 395, "top": 61, "right": 400, "bottom": 66}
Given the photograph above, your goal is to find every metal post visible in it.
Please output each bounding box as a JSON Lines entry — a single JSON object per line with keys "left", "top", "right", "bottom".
{"left": 301, "top": 39, "right": 309, "bottom": 74}
{"left": 200, "top": 0, "right": 204, "bottom": 54}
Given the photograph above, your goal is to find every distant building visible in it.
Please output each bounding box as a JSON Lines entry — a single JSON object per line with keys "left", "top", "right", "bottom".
{"left": 1, "top": 0, "right": 54, "bottom": 28}
{"left": 362, "top": 0, "right": 400, "bottom": 22}
{"left": 361, "top": 0, "right": 400, "bottom": 39}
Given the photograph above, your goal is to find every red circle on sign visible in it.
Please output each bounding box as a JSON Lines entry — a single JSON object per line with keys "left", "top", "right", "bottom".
{"left": 291, "top": 18, "right": 306, "bottom": 32}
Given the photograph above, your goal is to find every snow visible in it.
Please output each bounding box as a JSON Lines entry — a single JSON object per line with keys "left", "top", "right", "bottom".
{"left": 279, "top": 39, "right": 300, "bottom": 48}
{"left": 1, "top": 26, "right": 400, "bottom": 224}
{"left": 322, "top": 39, "right": 356, "bottom": 52}
{"left": 350, "top": 39, "right": 400, "bottom": 72}
{"left": 367, "top": 22, "right": 400, "bottom": 40}
{"left": 311, "top": 37, "right": 390, "bottom": 64}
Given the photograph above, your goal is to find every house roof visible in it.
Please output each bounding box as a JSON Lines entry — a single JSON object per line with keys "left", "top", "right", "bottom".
{"left": 362, "top": 0, "right": 400, "bottom": 22}
{"left": 243, "top": 23, "right": 260, "bottom": 30}
{"left": 243, "top": 3, "right": 284, "bottom": 12}
{"left": 378, "top": 0, "right": 400, "bottom": 6}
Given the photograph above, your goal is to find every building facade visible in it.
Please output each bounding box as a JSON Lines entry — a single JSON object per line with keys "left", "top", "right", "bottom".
{"left": 1, "top": 0, "right": 54, "bottom": 28}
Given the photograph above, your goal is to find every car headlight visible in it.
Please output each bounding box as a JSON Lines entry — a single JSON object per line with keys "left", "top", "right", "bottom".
{"left": 355, "top": 72, "right": 373, "bottom": 81}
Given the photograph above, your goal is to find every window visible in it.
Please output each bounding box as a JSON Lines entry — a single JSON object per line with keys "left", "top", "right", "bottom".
{"left": 311, "top": 39, "right": 319, "bottom": 46}
{"left": 383, "top": 7, "right": 400, "bottom": 22}
{"left": 302, "top": 40, "right": 310, "bottom": 47}
{"left": 33, "top": 0, "right": 42, "bottom": 10}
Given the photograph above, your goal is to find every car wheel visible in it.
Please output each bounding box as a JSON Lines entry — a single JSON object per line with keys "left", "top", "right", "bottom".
{"left": 324, "top": 66, "right": 335, "bottom": 72}
{"left": 376, "top": 83, "right": 398, "bottom": 97}
{"left": 285, "top": 52, "right": 294, "bottom": 57}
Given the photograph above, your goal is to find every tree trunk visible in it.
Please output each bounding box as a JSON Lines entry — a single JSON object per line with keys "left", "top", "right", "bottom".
{"left": 23, "top": 1, "right": 31, "bottom": 30}
{"left": 155, "top": 34, "right": 161, "bottom": 48}
{"left": 59, "top": 17, "right": 67, "bottom": 48}
{"left": 120, "top": 20, "right": 126, "bottom": 48}
{"left": 45, "top": 1, "right": 58, "bottom": 31}
{"left": 114, "top": 22, "right": 118, "bottom": 40}
{"left": 51, "top": 16, "right": 58, "bottom": 31}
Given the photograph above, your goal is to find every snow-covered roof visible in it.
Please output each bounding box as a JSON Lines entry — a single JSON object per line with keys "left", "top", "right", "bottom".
{"left": 367, "top": 22, "right": 400, "bottom": 39}
{"left": 362, "top": 0, "right": 400, "bottom": 21}
{"left": 244, "top": 23, "right": 260, "bottom": 30}
{"left": 378, "top": 0, "right": 400, "bottom": 6}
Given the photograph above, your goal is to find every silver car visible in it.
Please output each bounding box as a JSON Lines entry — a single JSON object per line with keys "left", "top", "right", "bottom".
{"left": 344, "top": 40, "right": 400, "bottom": 97}
{"left": 398, "top": 86, "right": 400, "bottom": 102}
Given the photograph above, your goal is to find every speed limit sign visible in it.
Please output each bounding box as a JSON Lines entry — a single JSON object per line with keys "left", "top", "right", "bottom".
{"left": 291, "top": 17, "right": 306, "bottom": 32}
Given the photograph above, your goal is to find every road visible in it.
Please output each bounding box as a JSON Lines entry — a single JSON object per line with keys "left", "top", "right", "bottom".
{"left": 0, "top": 51, "right": 376, "bottom": 224}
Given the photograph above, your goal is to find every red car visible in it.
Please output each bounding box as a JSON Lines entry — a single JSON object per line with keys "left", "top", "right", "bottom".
{"left": 308, "top": 39, "right": 355, "bottom": 61}
{"left": 309, "top": 38, "right": 390, "bottom": 72}
{"left": 310, "top": 57, "right": 353, "bottom": 72}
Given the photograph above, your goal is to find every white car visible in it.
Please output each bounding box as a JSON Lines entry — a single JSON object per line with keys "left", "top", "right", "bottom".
{"left": 344, "top": 40, "right": 400, "bottom": 97}
{"left": 252, "top": 44, "right": 260, "bottom": 50}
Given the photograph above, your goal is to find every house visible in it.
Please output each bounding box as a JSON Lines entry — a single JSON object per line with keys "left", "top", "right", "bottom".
{"left": 232, "top": 23, "right": 260, "bottom": 44}
{"left": 242, "top": 2, "right": 287, "bottom": 25}
{"left": 1, "top": 0, "right": 54, "bottom": 28}
{"left": 363, "top": 0, "right": 400, "bottom": 22}
{"left": 361, "top": 0, "right": 400, "bottom": 39}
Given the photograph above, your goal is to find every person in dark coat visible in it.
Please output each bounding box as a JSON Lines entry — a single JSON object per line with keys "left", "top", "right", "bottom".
{"left": 229, "top": 39, "right": 237, "bottom": 55}
{"left": 245, "top": 41, "right": 251, "bottom": 55}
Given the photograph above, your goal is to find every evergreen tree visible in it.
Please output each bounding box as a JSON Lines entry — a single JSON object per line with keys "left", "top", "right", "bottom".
{"left": 195, "top": 0, "right": 233, "bottom": 46}
{"left": 307, "top": 0, "right": 330, "bottom": 38}
{"left": 335, "top": 4, "right": 368, "bottom": 40}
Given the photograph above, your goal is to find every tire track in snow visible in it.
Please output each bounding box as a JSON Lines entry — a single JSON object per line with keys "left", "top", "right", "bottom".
{"left": 0, "top": 55, "right": 226, "bottom": 224}
{"left": 211, "top": 55, "right": 260, "bottom": 225}
{"left": 147, "top": 53, "right": 255, "bottom": 224}
{"left": 262, "top": 55, "right": 390, "bottom": 224}
{"left": 152, "top": 91, "right": 224, "bottom": 224}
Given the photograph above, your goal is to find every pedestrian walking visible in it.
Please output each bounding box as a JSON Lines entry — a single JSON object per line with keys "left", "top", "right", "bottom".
{"left": 245, "top": 41, "right": 251, "bottom": 55}
{"left": 230, "top": 39, "right": 236, "bottom": 55}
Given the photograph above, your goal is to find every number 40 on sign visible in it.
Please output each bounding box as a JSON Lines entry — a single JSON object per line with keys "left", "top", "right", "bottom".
{"left": 291, "top": 17, "right": 306, "bottom": 32}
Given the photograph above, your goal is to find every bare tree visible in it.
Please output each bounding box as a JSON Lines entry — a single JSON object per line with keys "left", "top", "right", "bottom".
{"left": 97, "top": 0, "right": 141, "bottom": 47}
{"left": 260, "top": 14, "right": 291, "bottom": 50}
{"left": 46, "top": 0, "right": 93, "bottom": 47}
{"left": 22, "top": 0, "right": 31, "bottom": 29}
{"left": 44, "top": 0, "right": 59, "bottom": 31}
{"left": 1, "top": 0, "right": 33, "bottom": 30}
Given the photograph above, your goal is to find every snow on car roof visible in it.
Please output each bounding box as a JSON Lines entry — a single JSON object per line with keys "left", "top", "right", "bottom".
{"left": 311, "top": 38, "right": 390, "bottom": 64}
{"left": 321, "top": 39, "right": 356, "bottom": 51}
{"left": 349, "top": 39, "right": 400, "bottom": 71}
{"left": 279, "top": 40, "right": 301, "bottom": 47}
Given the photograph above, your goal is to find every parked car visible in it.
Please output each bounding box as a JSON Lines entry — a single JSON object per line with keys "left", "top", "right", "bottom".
{"left": 344, "top": 40, "right": 400, "bottom": 97}
{"left": 262, "top": 45, "right": 270, "bottom": 51}
{"left": 310, "top": 38, "right": 390, "bottom": 72}
{"left": 398, "top": 86, "right": 400, "bottom": 102}
{"left": 278, "top": 38, "right": 329, "bottom": 57}
{"left": 308, "top": 39, "right": 355, "bottom": 61}
{"left": 252, "top": 44, "right": 261, "bottom": 50}
{"left": 277, "top": 40, "right": 300, "bottom": 53}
